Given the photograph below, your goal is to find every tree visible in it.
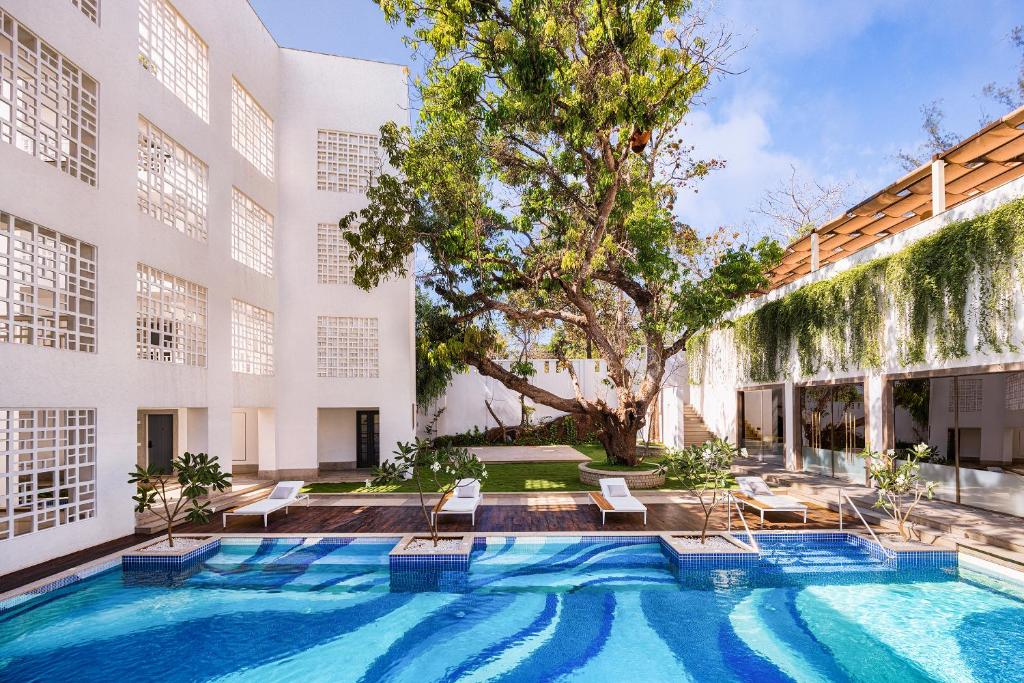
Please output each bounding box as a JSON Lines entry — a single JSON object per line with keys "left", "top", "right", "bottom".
{"left": 894, "top": 100, "right": 960, "bottom": 171}
{"left": 415, "top": 290, "right": 468, "bottom": 406}
{"left": 751, "top": 164, "right": 853, "bottom": 242}
{"left": 342, "top": 0, "right": 782, "bottom": 465}
{"left": 658, "top": 437, "right": 737, "bottom": 542}
{"left": 129, "top": 452, "right": 231, "bottom": 547}
{"left": 860, "top": 443, "right": 937, "bottom": 541}
{"left": 372, "top": 439, "right": 487, "bottom": 546}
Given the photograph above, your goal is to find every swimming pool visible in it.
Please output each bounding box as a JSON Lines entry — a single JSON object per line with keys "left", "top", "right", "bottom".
{"left": 1, "top": 534, "right": 1023, "bottom": 682}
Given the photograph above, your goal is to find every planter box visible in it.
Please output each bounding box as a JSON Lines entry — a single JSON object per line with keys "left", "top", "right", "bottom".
{"left": 636, "top": 443, "right": 666, "bottom": 458}
{"left": 122, "top": 536, "right": 220, "bottom": 572}
{"left": 659, "top": 532, "right": 759, "bottom": 572}
{"left": 388, "top": 533, "right": 472, "bottom": 592}
{"left": 578, "top": 462, "right": 665, "bottom": 489}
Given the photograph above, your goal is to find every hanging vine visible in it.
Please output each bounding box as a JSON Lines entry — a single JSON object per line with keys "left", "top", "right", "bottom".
{"left": 685, "top": 329, "right": 710, "bottom": 385}
{"left": 725, "top": 197, "right": 1024, "bottom": 383}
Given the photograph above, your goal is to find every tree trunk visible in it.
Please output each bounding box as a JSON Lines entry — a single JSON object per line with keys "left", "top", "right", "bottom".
{"left": 596, "top": 412, "right": 644, "bottom": 466}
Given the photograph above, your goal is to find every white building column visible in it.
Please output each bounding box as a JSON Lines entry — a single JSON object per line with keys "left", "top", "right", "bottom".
{"left": 783, "top": 379, "right": 798, "bottom": 471}
{"left": 257, "top": 408, "right": 278, "bottom": 479}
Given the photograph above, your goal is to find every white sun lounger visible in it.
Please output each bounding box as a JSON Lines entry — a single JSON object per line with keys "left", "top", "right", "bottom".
{"left": 431, "top": 478, "right": 483, "bottom": 527}
{"left": 591, "top": 477, "right": 647, "bottom": 525}
{"left": 222, "top": 481, "right": 310, "bottom": 528}
{"left": 734, "top": 476, "right": 807, "bottom": 524}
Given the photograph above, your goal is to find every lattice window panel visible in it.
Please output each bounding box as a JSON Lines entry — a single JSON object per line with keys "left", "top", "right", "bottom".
{"left": 317, "top": 316, "right": 379, "bottom": 378}
{"left": 138, "top": 0, "right": 208, "bottom": 122}
{"left": 231, "top": 299, "right": 274, "bottom": 376}
{"left": 0, "top": 211, "right": 97, "bottom": 352}
{"left": 949, "top": 378, "right": 983, "bottom": 413}
{"left": 137, "top": 117, "right": 208, "bottom": 241}
{"left": 0, "top": 10, "right": 99, "bottom": 186}
{"left": 231, "top": 188, "right": 273, "bottom": 276}
{"left": 136, "top": 263, "right": 207, "bottom": 366}
{"left": 70, "top": 0, "right": 99, "bottom": 24}
{"left": 317, "top": 222, "right": 353, "bottom": 284}
{"left": 316, "top": 129, "right": 379, "bottom": 193}
{"left": 1007, "top": 373, "right": 1024, "bottom": 412}
{"left": 0, "top": 408, "right": 96, "bottom": 540}
{"left": 231, "top": 78, "right": 274, "bottom": 179}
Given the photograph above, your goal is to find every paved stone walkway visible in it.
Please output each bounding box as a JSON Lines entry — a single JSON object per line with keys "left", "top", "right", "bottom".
{"left": 735, "top": 458, "right": 1024, "bottom": 554}
{"left": 468, "top": 445, "right": 590, "bottom": 462}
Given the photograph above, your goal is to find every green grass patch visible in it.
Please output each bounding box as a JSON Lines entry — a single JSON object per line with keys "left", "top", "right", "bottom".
{"left": 301, "top": 442, "right": 737, "bottom": 494}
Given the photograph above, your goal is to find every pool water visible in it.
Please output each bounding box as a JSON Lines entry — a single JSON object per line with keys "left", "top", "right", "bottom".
{"left": 2, "top": 536, "right": 1023, "bottom": 682}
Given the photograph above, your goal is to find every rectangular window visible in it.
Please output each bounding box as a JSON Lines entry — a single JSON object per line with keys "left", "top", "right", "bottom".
{"left": 231, "top": 189, "right": 273, "bottom": 276}
{"left": 70, "top": 0, "right": 99, "bottom": 24}
{"left": 137, "top": 117, "right": 208, "bottom": 241}
{"left": 136, "top": 263, "right": 207, "bottom": 366}
{"left": 0, "top": 408, "right": 97, "bottom": 540}
{"left": 799, "top": 382, "right": 865, "bottom": 482}
{"left": 231, "top": 299, "right": 274, "bottom": 376}
{"left": 0, "top": 10, "right": 99, "bottom": 186}
{"left": 0, "top": 211, "right": 97, "bottom": 352}
{"left": 316, "top": 129, "right": 379, "bottom": 193}
{"left": 316, "top": 222, "right": 353, "bottom": 284}
{"left": 317, "top": 316, "right": 379, "bottom": 378}
{"left": 138, "top": 0, "right": 208, "bottom": 122}
{"left": 231, "top": 78, "right": 274, "bottom": 179}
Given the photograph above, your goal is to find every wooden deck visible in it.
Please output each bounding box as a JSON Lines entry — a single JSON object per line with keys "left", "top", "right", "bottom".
{"left": 2, "top": 501, "right": 854, "bottom": 594}
{"left": 187, "top": 500, "right": 849, "bottom": 534}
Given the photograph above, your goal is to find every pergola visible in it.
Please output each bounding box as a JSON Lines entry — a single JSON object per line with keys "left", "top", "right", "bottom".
{"left": 769, "top": 105, "right": 1024, "bottom": 288}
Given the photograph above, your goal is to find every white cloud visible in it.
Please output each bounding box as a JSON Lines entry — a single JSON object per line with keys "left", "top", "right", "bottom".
{"left": 676, "top": 91, "right": 805, "bottom": 238}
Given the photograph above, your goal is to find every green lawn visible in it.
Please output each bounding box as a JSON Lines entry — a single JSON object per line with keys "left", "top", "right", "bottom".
{"left": 302, "top": 443, "right": 732, "bottom": 494}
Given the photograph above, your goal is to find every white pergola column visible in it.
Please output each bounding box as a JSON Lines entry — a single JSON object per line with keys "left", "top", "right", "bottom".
{"left": 931, "top": 159, "right": 946, "bottom": 215}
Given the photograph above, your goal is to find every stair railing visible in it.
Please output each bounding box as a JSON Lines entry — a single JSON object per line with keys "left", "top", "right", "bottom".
{"left": 725, "top": 491, "right": 759, "bottom": 553}
{"left": 838, "top": 488, "right": 894, "bottom": 559}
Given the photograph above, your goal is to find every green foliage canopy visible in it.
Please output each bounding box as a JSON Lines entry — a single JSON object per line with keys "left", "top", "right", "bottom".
{"left": 342, "top": 0, "right": 781, "bottom": 463}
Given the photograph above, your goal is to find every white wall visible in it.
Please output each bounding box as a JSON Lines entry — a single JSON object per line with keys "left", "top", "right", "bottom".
{"left": 0, "top": 1, "right": 414, "bottom": 574}
{"left": 422, "top": 359, "right": 616, "bottom": 436}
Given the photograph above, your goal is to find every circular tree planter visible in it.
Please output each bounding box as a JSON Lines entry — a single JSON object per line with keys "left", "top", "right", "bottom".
{"left": 578, "top": 462, "right": 665, "bottom": 489}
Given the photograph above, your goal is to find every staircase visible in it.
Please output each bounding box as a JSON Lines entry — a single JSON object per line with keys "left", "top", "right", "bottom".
{"left": 682, "top": 404, "right": 717, "bottom": 446}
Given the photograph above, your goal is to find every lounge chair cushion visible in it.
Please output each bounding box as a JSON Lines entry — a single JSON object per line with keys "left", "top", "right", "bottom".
{"left": 751, "top": 494, "right": 806, "bottom": 509}
{"left": 442, "top": 496, "right": 479, "bottom": 512}
{"left": 607, "top": 496, "right": 646, "bottom": 512}
{"left": 455, "top": 479, "right": 480, "bottom": 498}
{"left": 606, "top": 483, "right": 629, "bottom": 498}
{"left": 269, "top": 485, "right": 297, "bottom": 499}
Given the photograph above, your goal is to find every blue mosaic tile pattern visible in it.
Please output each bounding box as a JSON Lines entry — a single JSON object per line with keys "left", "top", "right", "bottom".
{"left": 389, "top": 553, "right": 470, "bottom": 592}
{"left": 121, "top": 539, "right": 221, "bottom": 570}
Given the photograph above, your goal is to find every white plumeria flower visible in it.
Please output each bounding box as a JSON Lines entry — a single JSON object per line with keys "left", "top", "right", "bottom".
{"left": 431, "top": 461, "right": 441, "bottom": 472}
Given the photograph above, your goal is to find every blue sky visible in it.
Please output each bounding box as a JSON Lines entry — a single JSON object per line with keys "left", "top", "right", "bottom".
{"left": 251, "top": 0, "right": 1023, "bottom": 237}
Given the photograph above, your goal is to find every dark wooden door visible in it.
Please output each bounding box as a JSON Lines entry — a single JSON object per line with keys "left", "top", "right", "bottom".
{"left": 356, "top": 410, "right": 380, "bottom": 468}
{"left": 147, "top": 414, "right": 174, "bottom": 474}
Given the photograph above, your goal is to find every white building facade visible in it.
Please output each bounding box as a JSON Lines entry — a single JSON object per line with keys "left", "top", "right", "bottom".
{"left": 688, "top": 109, "right": 1024, "bottom": 520}
{"left": 0, "top": 0, "right": 415, "bottom": 573}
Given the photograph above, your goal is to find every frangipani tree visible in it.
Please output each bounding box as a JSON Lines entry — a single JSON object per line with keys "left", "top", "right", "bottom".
{"left": 372, "top": 439, "right": 487, "bottom": 545}
{"left": 342, "top": 0, "right": 782, "bottom": 465}
{"left": 659, "top": 437, "right": 737, "bottom": 542}
{"left": 861, "top": 443, "right": 938, "bottom": 541}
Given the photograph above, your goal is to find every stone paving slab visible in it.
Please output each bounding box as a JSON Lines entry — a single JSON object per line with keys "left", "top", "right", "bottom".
{"left": 468, "top": 445, "right": 590, "bottom": 462}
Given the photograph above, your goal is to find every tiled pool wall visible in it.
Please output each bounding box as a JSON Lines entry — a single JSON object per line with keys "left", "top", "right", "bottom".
{"left": 0, "top": 559, "right": 119, "bottom": 615}
{"left": 389, "top": 552, "right": 470, "bottom": 592}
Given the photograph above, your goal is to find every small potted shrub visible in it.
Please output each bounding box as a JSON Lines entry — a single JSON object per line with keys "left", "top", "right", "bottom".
{"left": 129, "top": 451, "right": 231, "bottom": 553}
{"left": 372, "top": 439, "right": 486, "bottom": 551}
{"left": 860, "top": 443, "right": 937, "bottom": 543}
{"left": 660, "top": 438, "right": 744, "bottom": 549}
